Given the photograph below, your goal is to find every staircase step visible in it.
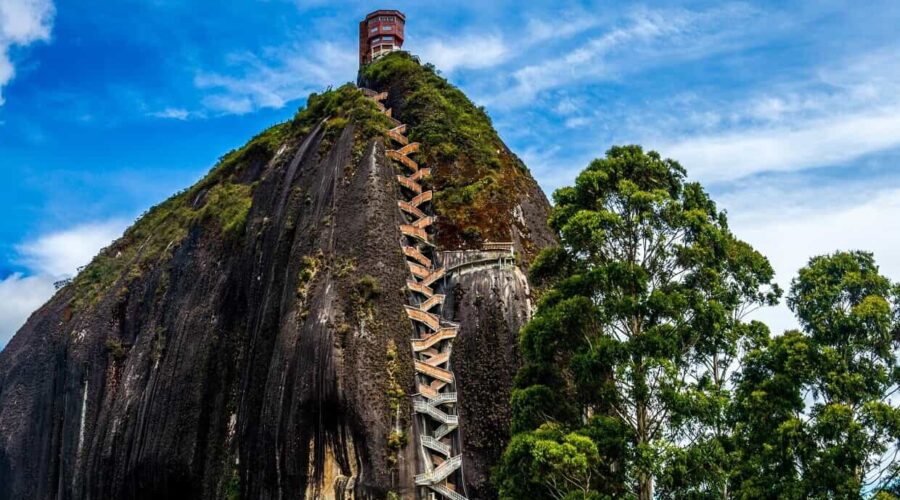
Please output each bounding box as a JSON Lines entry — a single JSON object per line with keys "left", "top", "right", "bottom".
{"left": 411, "top": 328, "right": 457, "bottom": 352}
{"left": 388, "top": 150, "right": 419, "bottom": 172}
{"left": 410, "top": 168, "right": 432, "bottom": 182}
{"left": 397, "top": 175, "right": 423, "bottom": 194}
{"left": 423, "top": 351, "right": 450, "bottom": 367}
{"left": 400, "top": 225, "right": 431, "bottom": 245}
{"left": 412, "top": 215, "right": 435, "bottom": 229}
{"left": 419, "top": 294, "right": 444, "bottom": 312}
{"left": 397, "top": 142, "right": 420, "bottom": 156}
{"left": 398, "top": 200, "right": 427, "bottom": 219}
{"left": 421, "top": 436, "right": 451, "bottom": 456}
{"left": 407, "top": 280, "right": 434, "bottom": 298}
{"left": 403, "top": 245, "right": 432, "bottom": 268}
{"left": 421, "top": 267, "right": 446, "bottom": 287}
{"left": 409, "top": 190, "right": 433, "bottom": 207}
{"left": 386, "top": 128, "right": 409, "bottom": 145}
{"left": 405, "top": 306, "right": 440, "bottom": 331}
{"left": 414, "top": 360, "right": 454, "bottom": 383}
{"left": 415, "top": 455, "right": 463, "bottom": 485}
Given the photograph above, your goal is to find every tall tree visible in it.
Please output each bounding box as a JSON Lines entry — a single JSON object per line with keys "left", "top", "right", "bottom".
{"left": 496, "top": 146, "right": 780, "bottom": 499}
{"left": 789, "top": 251, "right": 900, "bottom": 496}
{"left": 731, "top": 251, "right": 900, "bottom": 498}
{"left": 730, "top": 329, "right": 816, "bottom": 499}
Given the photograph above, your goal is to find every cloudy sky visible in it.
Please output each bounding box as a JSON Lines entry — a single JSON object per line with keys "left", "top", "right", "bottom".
{"left": 1, "top": 0, "right": 900, "bottom": 348}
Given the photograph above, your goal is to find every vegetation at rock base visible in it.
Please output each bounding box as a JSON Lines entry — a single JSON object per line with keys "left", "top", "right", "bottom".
{"left": 361, "top": 52, "right": 539, "bottom": 252}
{"left": 496, "top": 146, "right": 900, "bottom": 499}
{"left": 66, "top": 84, "right": 391, "bottom": 311}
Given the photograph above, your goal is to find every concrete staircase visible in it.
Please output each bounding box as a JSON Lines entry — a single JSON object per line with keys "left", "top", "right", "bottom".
{"left": 360, "top": 87, "right": 469, "bottom": 500}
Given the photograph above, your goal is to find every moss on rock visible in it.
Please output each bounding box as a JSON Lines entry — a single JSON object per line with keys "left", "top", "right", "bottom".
{"left": 360, "top": 52, "right": 538, "bottom": 251}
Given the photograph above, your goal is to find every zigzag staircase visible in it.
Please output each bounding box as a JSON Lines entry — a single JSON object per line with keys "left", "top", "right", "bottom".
{"left": 360, "top": 87, "right": 468, "bottom": 500}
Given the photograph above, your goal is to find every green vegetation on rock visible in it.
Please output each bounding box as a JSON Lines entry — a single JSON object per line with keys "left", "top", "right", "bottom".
{"left": 361, "top": 52, "right": 536, "bottom": 250}
{"left": 66, "top": 84, "right": 393, "bottom": 311}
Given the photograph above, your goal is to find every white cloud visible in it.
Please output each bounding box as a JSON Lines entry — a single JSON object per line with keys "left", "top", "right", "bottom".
{"left": 419, "top": 35, "right": 509, "bottom": 73}
{"left": 150, "top": 107, "right": 191, "bottom": 120}
{"left": 0, "top": 220, "right": 124, "bottom": 348}
{"left": 724, "top": 181, "right": 900, "bottom": 336}
{"left": 661, "top": 108, "right": 900, "bottom": 183}
{"left": 0, "top": 273, "right": 55, "bottom": 348}
{"left": 0, "top": 0, "right": 55, "bottom": 104}
{"left": 195, "top": 41, "right": 356, "bottom": 115}
{"left": 491, "top": 5, "right": 759, "bottom": 108}
{"left": 652, "top": 49, "right": 900, "bottom": 182}
{"left": 526, "top": 13, "right": 604, "bottom": 43}
{"left": 16, "top": 220, "right": 126, "bottom": 277}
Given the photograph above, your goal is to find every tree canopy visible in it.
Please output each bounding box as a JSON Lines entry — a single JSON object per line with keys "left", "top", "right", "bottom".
{"left": 497, "top": 145, "right": 780, "bottom": 499}
{"left": 496, "top": 146, "right": 900, "bottom": 500}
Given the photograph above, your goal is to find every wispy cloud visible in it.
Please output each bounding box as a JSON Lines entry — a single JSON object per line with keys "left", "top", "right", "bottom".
{"left": 419, "top": 34, "right": 508, "bottom": 73}
{"left": 661, "top": 110, "right": 900, "bottom": 182}
{"left": 194, "top": 41, "right": 356, "bottom": 115}
{"left": 0, "top": 0, "right": 55, "bottom": 105}
{"left": 149, "top": 107, "right": 191, "bottom": 120}
{"left": 0, "top": 273, "right": 55, "bottom": 347}
{"left": 0, "top": 220, "right": 124, "bottom": 348}
{"left": 525, "top": 12, "right": 604, "bottom": 43}
{"left": 16, "top": 220, "right": 125, "bottom": 277}
{"left": 655, "top": 49, "right": 900, "bottom": 182}
{"left": 489, "top": 5, "right": 761, "bottom": 108}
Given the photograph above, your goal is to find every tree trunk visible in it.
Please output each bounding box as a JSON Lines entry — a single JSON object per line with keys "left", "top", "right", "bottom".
{"left": 635, "top": 351, "right": 652, "bottom": 500}
{"left": 638, "top": 473, "right": 653, "bottom": 500}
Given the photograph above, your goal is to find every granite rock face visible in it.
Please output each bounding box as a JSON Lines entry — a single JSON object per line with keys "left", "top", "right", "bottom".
{"left": 0, "top": 55, "right": 555, "bottom": 500}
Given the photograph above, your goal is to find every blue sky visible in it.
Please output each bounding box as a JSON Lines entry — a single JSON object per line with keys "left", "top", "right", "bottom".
{"left": 2, "top": 0, "right": 900, "bottom": 347}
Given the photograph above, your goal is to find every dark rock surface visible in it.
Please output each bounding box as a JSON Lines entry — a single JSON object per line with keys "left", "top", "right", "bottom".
{"left": 0, "top": 58, "right": 556, "bottom": 500}
{"left": 0, "top": 123, "right": 419, "bottom": 500}
{"left": 439, "top": 255, "right": 533, "bottom": 500}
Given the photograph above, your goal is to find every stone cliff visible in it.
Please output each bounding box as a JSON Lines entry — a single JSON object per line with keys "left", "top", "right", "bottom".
{"left": 0, "top": 52, "right": 554, "bottom": 500}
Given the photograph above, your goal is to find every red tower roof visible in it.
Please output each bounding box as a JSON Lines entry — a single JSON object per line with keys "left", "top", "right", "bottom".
{"left": 359, "top": 9, "right": 406, "bottom": 66}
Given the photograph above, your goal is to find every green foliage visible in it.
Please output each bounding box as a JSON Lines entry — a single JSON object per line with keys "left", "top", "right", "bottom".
{"left": 732, "top": 251, "right": 900, "bottom": 498}
{"left": 67, "top": 122, "right": 287, "bottom": 308}
{"left": 296, "top": 253, "right": 321, "bottom": 300}
{"left": 151, "top": 327, "right": 166, "bottom": 362}
{"left": 105, "top": 338, "right": 129, "bottom": 361}
{"left": 361, "top": 52, "right": 536, "bottom": 250}
{"left": 495, "top": 423, "right": 608, "bottom": 500}
{"left": 202, "top": 182, "right": 254, "bottom": 236}
{"left": 355, "top": 275, "right": 382, "bottom": 303}
{"left": 387, "top": 430, "right": 407, "bottom": 451}
{"left": 498, "top": 146, "right": 781, "bottom": 499}
{"left": 385, "top": 341, "right": 407, "bottom": 471}
{"left": 225, "top": 465, "right": 240, "bottom": 500}
{"left": 292, "top": 83, "right": 394, "bottom": 158}
{"left": 385, "top": 340, "right": 405, "bottom": 413}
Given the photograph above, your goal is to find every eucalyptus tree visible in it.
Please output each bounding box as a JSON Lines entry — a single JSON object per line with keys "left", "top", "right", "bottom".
{"left": 497, "top": 145, "right": 780, "bottom": 499}
{"left": 731, "top": 251, "right": 900, "bottom": 499}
